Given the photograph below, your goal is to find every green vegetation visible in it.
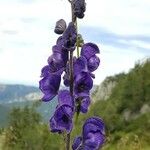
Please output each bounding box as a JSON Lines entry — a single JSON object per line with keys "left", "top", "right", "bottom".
{"left": 2, "top": 105, "right": 63, "bottom": 150}
{"left": 0, "top": 58, "right": 150, "bottom": 149}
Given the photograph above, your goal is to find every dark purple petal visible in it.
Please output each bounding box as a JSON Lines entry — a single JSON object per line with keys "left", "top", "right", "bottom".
{"left": 72, "top": 0, "right": 86, "bottom": 19}
{"left": 81, "top": 43, "right": 100, "bottom": 60}
{"left": 62, "top": 22, "right": 77, "bottom": 51}
{"left": 88, "top": 55, "right": 100, "bottom": 72}
{"left": 48, "top": 53, "right": 64, "bottom": 68}
{"left": 72, "top": 136, "right": 82, "bottom": 150}
{"left": 54, "top": 19, "right": 66, "bottom": 34}
{"left": 52, "top": 45, "right": 68, "bottom": 63}
{"left": 74, "top": 72, "right": 93, "bottom": 94}
{"left": 50, "top": 117, "right": 63, "bottom": 133}
{"left": 47, "top": 54, "right": 65, "bottom": 75}
{"left": 84, "top": 132, "right": 105, "bottom": 150}
{"left": 74, "top": 56, "right": 88, "bottom": 76}
{"left": 50, "top": 104, "right": 74, "bottom": 133}
{"left": 40, "top": 65, "right": 50, "bottom": 77}
{"left": 82, "top": 117, "right": 105, "bottom": 149}
{"left": 80, "top": 96, "right": 91, "bottom": 113}
{"left": 84, "top": 117, "right": 105, "bottom": 135}
{"left": 39, "top": 74, "right": 61, "bottom": 102}
{"left": 75, "top": 96, "right": 91, "bottom": 113}
{"left": 58, "top": 90, "right": 74, "bottom": 107}
{"left": 56, "top": 36, "right": 64, "bottom": 48}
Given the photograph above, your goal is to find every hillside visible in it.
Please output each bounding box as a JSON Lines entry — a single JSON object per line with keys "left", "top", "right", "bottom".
{"left": 73, "top": 58, "right": 150, "bottom": 150}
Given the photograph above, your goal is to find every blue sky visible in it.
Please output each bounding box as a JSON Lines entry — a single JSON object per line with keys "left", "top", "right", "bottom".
{"left": 0, "top": 0, "right": 150, "bottom": 86}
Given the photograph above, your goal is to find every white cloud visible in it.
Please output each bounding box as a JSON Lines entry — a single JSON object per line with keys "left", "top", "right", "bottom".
{"left": 0, "top": 0, "right": 150, "bottom": 86}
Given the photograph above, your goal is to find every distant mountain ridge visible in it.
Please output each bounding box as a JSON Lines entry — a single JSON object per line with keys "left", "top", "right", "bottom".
{"left": 0, "top": 84, "right": 57, "bottom": 127}
{"left": 0, "top": 84, "right": 41, "bottom": 104}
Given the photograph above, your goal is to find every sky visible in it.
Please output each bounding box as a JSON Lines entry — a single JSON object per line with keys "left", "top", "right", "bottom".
{"left": 0, "top": 0, "right": 150, "bottom": 86}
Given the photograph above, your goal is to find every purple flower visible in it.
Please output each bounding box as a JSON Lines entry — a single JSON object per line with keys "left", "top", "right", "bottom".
{"left": 72, "top": 117, "right": 105, "bottom": 150}
{"left": 47, "top": 45, "right": 68, "bottom": 73}
{"left": 39, "top": 74, "right": 61, "bottom": 102}
{"left": 58, "top": 90, "right": 74, "bottom": 107}
{"left": 81, "top": 43, "right": 100, "bottom": 59}
{"left": 50, "top": 104, "right": 74, "bottom": 133}
{"left": 74, "top": 56, "right": 88, "bottom": 77}
{"left": 83, "top": 117, "right": 105, "bottom": 149}
{"left": 72, "top": 0, "right": 86, "bottom": 19}
{"left": 76, "top": 96, "right": 91, "bottom": 113}
{"left": 81, "top": 43, "right": 100, "bottom": 72}
{"left": 88, "top": 55, "right": 100, "bottom": 72}
{"left": 62, "top": 22, "right": 77, "bottom": 51}
{"left": 74, "top": 72, "right": 93, "bottom": 96}
{"left": 54, "top": 19, "right": 66, "bottom": 34}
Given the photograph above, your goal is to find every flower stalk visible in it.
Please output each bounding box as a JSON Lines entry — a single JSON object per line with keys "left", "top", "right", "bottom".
{"left": 39, "top": 0, "right": 106, "bottom": 149}
{"left": 66, "top": 1, "right": 76, "bottom": 149}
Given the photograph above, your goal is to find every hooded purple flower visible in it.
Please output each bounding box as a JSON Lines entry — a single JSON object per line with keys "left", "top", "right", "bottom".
{"left": 62, "top": 22, "right": 77, "bottom": 51}
{"left": 47, "top": 45, "right": 68, "bottom": 73}
{"left": 72, "top": 117, "right": 105, "bottom": 150}
{"left": 72, "top": 0, "right": 86, "bottom": 19}
{"left": 83, "top": 117, "right": 105, "bottom": 149}
{"left": 74, "top": 56, "right": 88, "bottom": 77}
{"left": 50, "top": 104, "right": 74, "bottom": 133}
{"left": 81, "top": 43, "right": 100, "bottom": 72}
{"left": 39, "top": 74, "right": 61, "bottom": 102}
{"left": 74, "top": 71, "right": 93, "bottom": 96}
{"left": 58, "top": 90, "right": 74, "bottom": 107}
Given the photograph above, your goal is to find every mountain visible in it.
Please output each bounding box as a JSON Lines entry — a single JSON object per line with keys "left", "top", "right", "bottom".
{"left": 92, "top": 73, "right": 126, "bottom": 102}
{"left": 0, "top": 84, "right": 41, "bottom": 103}
{"left": 0, "top": 84, "right": 58, "bottom": 127}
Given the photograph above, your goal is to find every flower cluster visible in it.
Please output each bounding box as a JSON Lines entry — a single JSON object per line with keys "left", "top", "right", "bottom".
{"left": 39, "top": 0, "right": 105, "bottom": 149}
{"left": 39, "top": 21, "right": 77, "bottom": 102}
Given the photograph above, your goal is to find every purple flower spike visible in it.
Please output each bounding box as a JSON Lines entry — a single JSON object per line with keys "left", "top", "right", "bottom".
{"left": 50, "top": 104, "right": 74, "bottom": 133}
{"left": 74, "top": 72, "right": 93, "bottom": 95}
{"left": 83, "top": 117, "right": 105, "bottom": 149}
{"left": 72, "top": 136, "right": 82, "bottom": 150}
{"left": 88, "top": 55, "right": 100, "bottom": 72}
{"left": 62, "top": 22, "right": 77, "bottom": 51}
{"left": 39, "top": 74, "right": 61, "bottom": 102}
{"left": 58, "top": 90, "right": 74, "bottom": 107}
{"left": 81, "top": 43, "right": 100, "bottom": 60}
{"left": 72, "top": 0, "right": 86, "bottom": 19}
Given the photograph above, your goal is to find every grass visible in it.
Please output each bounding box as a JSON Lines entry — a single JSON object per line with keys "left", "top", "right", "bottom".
{"left": 0, "top": 133, "right": 5, "bottom": 150}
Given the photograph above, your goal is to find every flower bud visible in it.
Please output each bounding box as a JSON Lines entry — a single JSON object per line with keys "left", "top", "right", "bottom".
{"left": 54, "top": 19, "right": 66, "bottom": 34}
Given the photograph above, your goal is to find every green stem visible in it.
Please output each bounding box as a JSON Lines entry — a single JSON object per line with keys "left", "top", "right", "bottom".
{"left": 66, "top": 1, "right": 76, "bottom": 150}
